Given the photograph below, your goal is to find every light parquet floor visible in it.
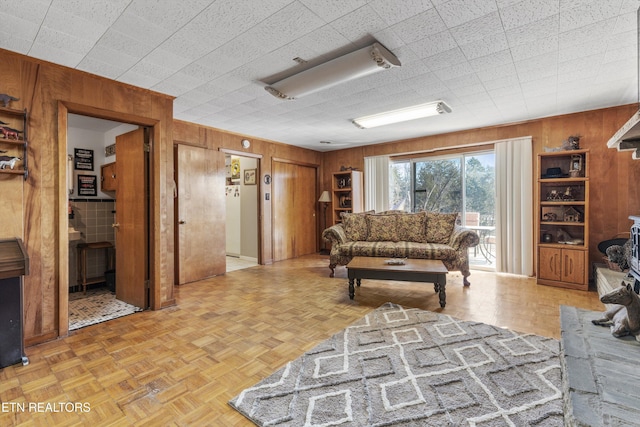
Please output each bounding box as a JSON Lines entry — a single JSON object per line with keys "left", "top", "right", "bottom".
{"left": 0, "top": 254, "right": 605, "bottom": 426}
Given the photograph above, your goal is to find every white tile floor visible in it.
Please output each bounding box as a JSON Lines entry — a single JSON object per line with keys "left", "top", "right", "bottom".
{"left": 226, "top": 256, "right": 257, "bottom": 272}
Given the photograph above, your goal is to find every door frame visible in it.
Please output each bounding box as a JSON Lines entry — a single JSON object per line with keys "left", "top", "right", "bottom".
{"left": 57, "top": 101, "right": 159, "bottom": 337}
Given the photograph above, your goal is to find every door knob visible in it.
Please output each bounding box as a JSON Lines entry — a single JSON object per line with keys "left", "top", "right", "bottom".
{"left": 112, "top": 223, "right": 120, "bottom": 228}
{"left": 179, "top": 220, "right": 186, "bottom": 224}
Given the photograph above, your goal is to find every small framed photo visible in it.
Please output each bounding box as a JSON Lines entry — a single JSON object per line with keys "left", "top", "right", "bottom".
{"left": 244, "top": 168, "right": 257, "bottom": 185}
{"left": 77, "top": 174, "right": 97, "bottom": 196}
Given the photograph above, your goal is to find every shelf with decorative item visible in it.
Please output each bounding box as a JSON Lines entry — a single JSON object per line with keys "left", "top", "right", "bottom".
{"left": 0, "top": 107, "right": 28, "bottom": 180}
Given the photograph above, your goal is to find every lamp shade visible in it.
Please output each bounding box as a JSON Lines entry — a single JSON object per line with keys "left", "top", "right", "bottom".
{"left": 318, "top": 191, "right": 331, "bottom": 203}
{"left": 266, "top": 43, "right": 400, "bottom": 100}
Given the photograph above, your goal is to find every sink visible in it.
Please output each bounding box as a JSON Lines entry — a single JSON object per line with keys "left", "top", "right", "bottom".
{"left": 68, "top": 227, "right": 82, "bottom": 241}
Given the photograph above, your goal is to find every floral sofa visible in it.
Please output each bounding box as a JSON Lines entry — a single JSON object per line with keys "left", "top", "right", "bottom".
{"left": 321, "top": 211, "right": 480, "bottom": 286}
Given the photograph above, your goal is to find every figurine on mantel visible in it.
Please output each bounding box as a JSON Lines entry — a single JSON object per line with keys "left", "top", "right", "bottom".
{"left": 0, "top": 93, "right": 19, "bottom": 108}
{"left": 562, "top": 135, "right": 580, "bottom": 150}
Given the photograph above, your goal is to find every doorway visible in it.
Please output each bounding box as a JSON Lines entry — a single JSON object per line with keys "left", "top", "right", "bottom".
{"left": 65, "top": 114, "right": 148, "bottom": 331}
{"left": 225, "top": 154, "right": 259, "bottom": 271}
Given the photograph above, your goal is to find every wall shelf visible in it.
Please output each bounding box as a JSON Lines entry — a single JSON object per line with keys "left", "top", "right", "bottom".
{"left": 0, "top": 107, "right": 28, "bottom": 180}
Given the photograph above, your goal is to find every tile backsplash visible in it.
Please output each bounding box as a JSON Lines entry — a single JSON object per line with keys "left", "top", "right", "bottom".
{"left": 69, "top": 199, "right": 116, "bottom": 287}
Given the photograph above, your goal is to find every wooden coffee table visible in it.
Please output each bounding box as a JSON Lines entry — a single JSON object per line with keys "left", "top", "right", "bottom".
{"left": 346, "top": 257, "right": 449, "bottom": 307}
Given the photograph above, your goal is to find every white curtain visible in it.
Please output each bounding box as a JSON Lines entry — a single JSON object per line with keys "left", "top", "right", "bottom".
{"left": 364, "top": 156, "right": 389, "bottom": 212}
{"left": 495, "top": 137, "right": 533, "bottom": 276}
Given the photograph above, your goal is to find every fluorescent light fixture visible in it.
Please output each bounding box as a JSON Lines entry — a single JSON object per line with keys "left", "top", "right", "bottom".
{"left": 265, "top": 43, "right": 400, "bottom": 100}
{"left": 352, "top": 101, "right": 452, "bottom": 129}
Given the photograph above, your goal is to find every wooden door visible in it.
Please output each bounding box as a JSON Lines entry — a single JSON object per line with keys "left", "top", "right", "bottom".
{"left": 272, "top": 161, "right": 317, "bottom": 261}
{"left": 115, "top": 128, "right": 148, "bottom": 309}
{"left": 273, "top": 162, "right": 296, "bottom": 261}
{"left": 295, "top": 164, "right": 317, "bottom": 257}
{"left": 175, "top": 145, "right": 225, "bottom": 284}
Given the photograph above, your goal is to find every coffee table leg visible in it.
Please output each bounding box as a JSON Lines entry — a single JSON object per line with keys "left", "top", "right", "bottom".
{"left": 434, "top": 283, "right": 440, "bottom": 293}
{"left": 356, "top": 278, "right": 361, "bottom": 287}
{"left": 349, "top": 278, "right": 355, "bottom": 300}
{"left": 438, "top": 282, "right": 446, "bottom": 307}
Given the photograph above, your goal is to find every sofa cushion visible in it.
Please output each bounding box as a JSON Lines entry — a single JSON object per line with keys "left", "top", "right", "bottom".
{"left": 338, "top": 241, "right": 398, "bottom": 258}
{"left": 396, "top": 212, "right": 427, "bottom": 243}
{"left": 425, "top": 212, "right": 458, "bottom": 244}
{"left": 366, "top": 214, "right": 398, "bottom": 242}
{"left": 342, "top": 211, "right": 372, "bottom": 241}
{"left": 394, "top": 241, "right": 456, "bottom": 260}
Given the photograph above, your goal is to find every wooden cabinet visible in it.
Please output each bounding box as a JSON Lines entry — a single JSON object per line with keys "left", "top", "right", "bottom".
{"left": 331, "top": 170, "right": 363, "bottom": 225}
{"left": 536, "top": 149, "right": 589, "bottom": 290}
{"left": 0, "top": 107, "right": 28, "bottom": 180}
{"left": 101, "top": 162, "right": 116, "bottom": 191}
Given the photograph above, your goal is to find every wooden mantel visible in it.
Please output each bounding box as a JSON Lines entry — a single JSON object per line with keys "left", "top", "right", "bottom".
{"left": 607, "top": 109, "right": 640, "bottom": 159}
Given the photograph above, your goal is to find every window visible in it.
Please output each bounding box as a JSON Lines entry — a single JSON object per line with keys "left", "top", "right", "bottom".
{"left": 390, "top": 151, "right": 496, "bottom": 267}
{"left": 390, "top": 152, "right": 494, "bottom": 217}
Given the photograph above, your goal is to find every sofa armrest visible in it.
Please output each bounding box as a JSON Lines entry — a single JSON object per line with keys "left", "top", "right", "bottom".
{"left": 322, "top": 224, "right": 349, "bottom": 245}
{"left": 449, "top": 225, "right": 480, "bottom": 250}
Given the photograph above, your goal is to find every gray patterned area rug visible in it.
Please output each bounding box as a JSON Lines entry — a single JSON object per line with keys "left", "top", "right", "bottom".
{"left": 69, "top": 291, "right": 142, "bottom": 331}
{"left": 230, "top": 303, "right": 564, "bottom": 426}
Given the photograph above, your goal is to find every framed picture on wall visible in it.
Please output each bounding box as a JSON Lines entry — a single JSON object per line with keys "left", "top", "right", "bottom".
{"left": 77, "top": 174, "right": 97, "bottom": 196}
{"left": 74, "top": 148, "right": 94, "bottom": 171}
{"left": 244, "top": 168, "right": 257, "bottom": 185}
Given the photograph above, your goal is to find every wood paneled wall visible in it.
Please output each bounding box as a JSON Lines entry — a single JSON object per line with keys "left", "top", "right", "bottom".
{"left": 321, "top": 104, "right": 640, "bottom": 274}
{"left": 172, "top": 120, "right": 323, "bottom": 265}
{"left": 0, "top": 49, "right": 175, "bottom": 345}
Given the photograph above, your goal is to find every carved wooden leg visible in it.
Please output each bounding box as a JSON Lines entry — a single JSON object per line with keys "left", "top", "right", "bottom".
{"left": 349, "top": 278, "right": 355, "bottom": 300}
{"left": 329, "top": 264, "right": 336, "bottom": 278}
{"left": 438, "top": 282, "right": 446, "bottom": 307}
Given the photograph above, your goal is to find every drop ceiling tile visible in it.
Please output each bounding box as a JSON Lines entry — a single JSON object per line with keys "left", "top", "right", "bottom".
{"left": 505, "top": 14, "right": 558, "bottom": 46}
{"left": 52, "top": 0, "right": 129, "bottom": 24}
{"left": 499, "top": 0, "right": 558, "bottom": 31}
{"left": 125, "top": 0, "right": 213, "bottom": 33}
{"left": 33, "top": 25, "right": 95, "bottom": 56}
{"left": 77, "top": 56, "right": 131, "bottom": 80}
{"left": 0, "top": 11, "right": 42, "bottom": 41}
{"left": 433, "top": 65, "right": 477, "bottom": 83}
{"left": 469, "top": 50, "right": 513, "bottom": 71}
{"left": 435, "top": 0, "right": 497, "bottom": 28}
{"left": 95, "top": 29, "right": 155, "bottom": 58}
{"left": 299, "top": 0, "right": 368, "bottom": 22}
{"left": 408, "top": 31, "right": 458, "bottom": 59}
{"left": 424, "top": 47, "right": 468, "bottom": 71}
{"left": 559, "top": 16, "right": 617, "bottom": 48}
{"left": 110, "top": 11, "right": 173, "bottom": 47}
{"left": 390, "top": 8, "right": 447, "bottom": 44}
{"left": 329, "top": 4, "right": 389, "bottom": 42}
{"left": 79, "top": 44, "right": 139, "bottom": 76}
{"left": 559, "top": 0, "right": 623, "bottom": 29}
{"left": 1, "top": 0, "right": 49, "bottom": 22}
{"left": 459, "top": 32, "right": 509, "bottom": 60}
{"left": 480, "top": 71, "right": 520, "bottom": 90}
{"left": 117, "top": 70, "right": 162, "bottom": 89}
{"left": 158, "top": 33, "right": 214, "bottom": 62}
{"left": 28, "top": 42, "right": 85, "bottom": 68}
{"left": 449, "top": 12, "right": 503, "bottom": 45}
{"left": 0, "top": 32, "right": 32, "bottom": 55}
{"left": 510, "top": 36, "right": 558, "bottom": 61}
{"left": 369, "top": 0, "right": 435, "bottom": 26}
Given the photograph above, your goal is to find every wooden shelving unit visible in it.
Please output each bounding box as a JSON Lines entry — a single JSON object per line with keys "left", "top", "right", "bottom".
{"left": 331, "top": 170, "right": 363, "bottom": 225}
{"left": 536, "top": 149, "right": 589, "bottom": 290}
{"left": 0, "top": 106, "right": 28, "bottom": 180}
